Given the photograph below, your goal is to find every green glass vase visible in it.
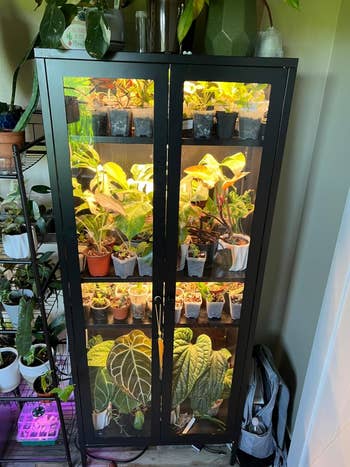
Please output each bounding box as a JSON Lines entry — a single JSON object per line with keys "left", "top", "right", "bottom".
{"left": 204, "top": 0, "right": 257, "bottom": 56}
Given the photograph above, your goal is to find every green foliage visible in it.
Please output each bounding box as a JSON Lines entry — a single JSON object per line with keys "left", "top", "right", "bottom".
{"left": 93, "top": 367, "right": 115, "bottom": 412}
{"left": 15, "top": 297, "right": 35, "bottom": 358}
{"left": 107, "top": 330, "right": 152, "bottom": 407}
{"left": 183, "top": 81, "right": 219, "bottom": 112}
{"left": 87, "top": 339, "right": 115, "bottom": 367}
{"left": 172, "top": 328, "right": 232, "bottom": 417}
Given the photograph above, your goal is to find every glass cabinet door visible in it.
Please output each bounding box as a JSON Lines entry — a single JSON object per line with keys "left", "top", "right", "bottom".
{"left": 163, "top": 66, "right": 283, "bottom": 441}
{"left": 43, "top": 60, "right": 168, "bottom": 445}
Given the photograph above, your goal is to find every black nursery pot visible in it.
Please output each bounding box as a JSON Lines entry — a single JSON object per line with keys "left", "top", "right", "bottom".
{"left": 64, "top": 96, "right": 80, "bottom": 124}
{"left": 91, "top": 306, "right": 109, "bottom": 324}
{"left": 109, "top": 109, "right": 131, "bottom": 136}
{"left": 92, "top": 110, "right": 109, "bottom": 136}
{"left": 133, "top": 115, "right": 153, "bottom": 137}
{"left": 216, "top": 111, "right": 238, "bottom": 139}
{"left": 193, "top": 112, "right": 214, "bottom": 139}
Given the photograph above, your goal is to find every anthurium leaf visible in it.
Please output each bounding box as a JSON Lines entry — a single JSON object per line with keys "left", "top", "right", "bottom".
{"left": 190, "top": 348, "right": 231, "bottom": 415}
{"left": 177, "top": 0, "right": 194, "bottom": 44}
{"left": 40, "top": 3, "right": 66, "bottom": 48}
{"left": 172, "top": 328, "right": 212, "bottom": 407}
{"left": 103, "top": 162, "right": 129, "bottom": 189}
{"left": 93, "top": 367, "right": 115, "bottom": 412}
{"left": 94, "top": 192, "right": 125, "bottom": 215}
{"left": 220, "top": 152, "right": 246, "bottom": 176}
{"left": 85, "top": 9, "right": 110, "bottom": 59}
{"left": 15, "top": 298, "right": 34, "bottom": 357}
{"left": 87, "top": 340, "right": 115, "bottom": 367}
{"left": 222, "top": 368, "right": 233, "bottom": 399}
{"left": 107, "top": 330, "right": 152, "bottom": 406}
{"left": 112, "top": 385, "right": 139, "bottom": 414}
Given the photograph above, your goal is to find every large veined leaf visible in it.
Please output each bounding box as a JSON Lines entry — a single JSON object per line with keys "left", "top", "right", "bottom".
{"left": 107, "top": 330, "right": 152, "bottom": 406}
{"left": 222, "top": 368, "right": 233, "bottom": 400}
{"left": 172, "top": 328, "right": 212, "bottom": 407}
{"left": 189, "top": 348, "right": 231, "bottom": 415}
{"left": 39, "top": 2, "right": 66, "bottom": 48}
{"left": 93, "top": 367, "right": 115, "bottom": 412}
{"left": 85, "top": 8, "right": 110, "bottom": 59}
{"left": 87, "top": 340, "right": 115, "bottom": 367}
{"left": 112, "top": 385, "right": 139, "bottom": 414}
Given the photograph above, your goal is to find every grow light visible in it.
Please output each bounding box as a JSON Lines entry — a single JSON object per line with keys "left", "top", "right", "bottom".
{"left": 17, "top": 402, "right": 60, "bottom": 445}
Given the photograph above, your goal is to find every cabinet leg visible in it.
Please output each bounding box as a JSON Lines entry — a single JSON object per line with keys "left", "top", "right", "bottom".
{"left": 230, "top": 441, "right": 238, "bottom": 466}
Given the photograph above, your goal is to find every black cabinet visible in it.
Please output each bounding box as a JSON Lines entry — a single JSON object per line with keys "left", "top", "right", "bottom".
{"left": 36, "top": 50, "right": 297, "bottom": 460}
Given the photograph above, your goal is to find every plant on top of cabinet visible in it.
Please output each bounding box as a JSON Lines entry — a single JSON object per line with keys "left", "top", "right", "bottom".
{"left": 171, "top": 328, "right": 232, "bottom": 428}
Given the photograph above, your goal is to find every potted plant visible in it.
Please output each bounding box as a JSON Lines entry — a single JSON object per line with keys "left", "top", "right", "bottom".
{"left": 18, "top": 343, "right": 51, "bottom": 386}
{"left": 136, "top": 241, "right": 153, "bottom": 277}
{"left": 183, "top": 291, "right": 202, "bottom": 319}
{"left": 228, "top": 283, "right": 244, "bottom": 320}
{"left": 0, "top": 283, "right": 34, "bottom": 329}
{"left": 215, "top": 82, "right": 242, "bottom": 139}
{"left": 128, "top": 283, "right": 148, "bottom": 320}
{"left": 110, "top": 292, "right": 130, "bottom": 321}
{"left": 174, "top": 287, "right": 184, "bottom": 324}
{"left": 129, "top": 79, "right": 154, "bottom": 137}
{"left": 0, "top": 346, "right": 21, "bottom": 393}
{"left": 186, "top": 243, "right": 207, "bottom": 277}
{"left": 90, "top": 292, "right": 110, "bottom": 324}
{"left": 81, "top": 283, "right": 96, "bottom": 321}
{"left": 236, "top": 83, "right": 268, "bottom": 140}
{"left": 183, "top": 81, "right": 219, "bottom": 139}
{"left": 112, "top": 242, "right": 137, "bottom": 278}
{"left": 77, "top": 213, "right": 113, "bottom": 277}
{"left": 199, "top": 283, "right": 225, "bottom": 319}
{"left": 106, "top": 78, "right": 133, "bottom": 137}
{"left": 33, "top": 370, "right": 74, "bottom": 401}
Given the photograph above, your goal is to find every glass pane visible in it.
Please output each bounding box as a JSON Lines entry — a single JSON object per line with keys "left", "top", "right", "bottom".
{"left": 63, "top": 76, "right": 154, "bottom": 438}
{"left": 170, "top": 80, "right": 271, "bottom": 436}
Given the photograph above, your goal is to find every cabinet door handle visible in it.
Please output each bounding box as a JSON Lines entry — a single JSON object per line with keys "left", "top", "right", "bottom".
{"left": 154, "top": 296, "right": 164, "bottom": 380}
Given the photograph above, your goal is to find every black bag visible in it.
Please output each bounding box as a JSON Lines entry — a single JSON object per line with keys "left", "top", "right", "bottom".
{"left": 239, "top": 345, "right": 289, "bottom": 466}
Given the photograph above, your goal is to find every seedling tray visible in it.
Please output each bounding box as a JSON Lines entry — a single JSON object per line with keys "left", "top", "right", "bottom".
{"left": 17, "top": 402, "right": 60, "bottom": 445}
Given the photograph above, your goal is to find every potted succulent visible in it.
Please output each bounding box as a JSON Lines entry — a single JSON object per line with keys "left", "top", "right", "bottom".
{"left": 110, "top": 293, "right": 130, "bottom": 321}
{"left": 184, "top": 291, "right": 202, "bottom": 319}
{"left": 183, "top": 81, "right": 219, "bottom": 139}
{"left": 18, "top": 343, "right": 51, "bottom": 386}
{"left": 0, "top": 346, "right": 21, "bottom": 393}
{"left": 90, "top": 292, "right": 110, "bottom": 324}
{"left": 128, "top": 283, "right": 148, "bottom": 320}
{"left": 186, "top": 243, "right": 207, "bottom": 277}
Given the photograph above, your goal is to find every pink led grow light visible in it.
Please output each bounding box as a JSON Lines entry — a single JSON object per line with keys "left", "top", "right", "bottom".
{"left": 17, "top": 402, "right": 60, "bottom": 445}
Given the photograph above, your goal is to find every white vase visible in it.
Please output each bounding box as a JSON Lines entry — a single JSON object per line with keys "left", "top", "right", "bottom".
{"left": 1, "top": 289, "right": 34, "bottom": 328}
{"left": 2, "top": 227, "right": 37, "bottom": 259}
{"left": 219, "top": 234, "right": 250, "bottom": 271}
{"left": 18, "top": 344, "right": 51, "bottom": 387}
{"left": 0, "top": 347, "right": 21, "bottom": 393}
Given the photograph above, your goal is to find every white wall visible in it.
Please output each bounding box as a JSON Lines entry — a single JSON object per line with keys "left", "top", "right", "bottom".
{"left": 256, "top": 0, "right": 350, "bottom": 427}
{"left": 288, "top": 187, "right": 350, "bottom": 466}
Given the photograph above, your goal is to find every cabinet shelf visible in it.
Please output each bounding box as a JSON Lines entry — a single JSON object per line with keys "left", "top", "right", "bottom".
{"left": 69, "top": 135, "right": 153, "bottom": 145}
{"left": 86, "top": 313, "right": 152, "bottom": 329}
{"left": 176, "top": 269, "right": 245, "bottom": 282}
{"left": 81, "top": 272, "right": 152, "bottom": 283}
{"left": 182, "top": 136, "right": 263, "bottom": 147}
{"left": 177, "top": 309, "right": 239, "bottom": 328}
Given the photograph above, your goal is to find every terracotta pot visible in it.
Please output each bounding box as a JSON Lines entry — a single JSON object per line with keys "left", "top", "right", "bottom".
{"left": 111, "top": 303, "right": 129, "bottom": 320}
{"left": 84, "top": 249, "right": 111, "bottom": 277}
{"left": 0, "top": 130, "right": 25, "bottom": 172}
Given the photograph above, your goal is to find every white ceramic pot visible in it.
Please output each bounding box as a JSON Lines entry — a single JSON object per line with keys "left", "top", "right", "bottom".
{"left": 18, "top": 344, "right": 51, "bottom": 387}
{"left": 2, "top": 227, "right": 37, "bottom": 259}
{"left": 219, "top": 234, "right": 250, "bottom": 272}
{"left": 92, "top": 407, "right": 111, "bottom": 431}
{"left": 0, "top": 347, "right": 21, "bottom": 393}
{"left": 1, "top": 289, "right": 34, "bottom": 328}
